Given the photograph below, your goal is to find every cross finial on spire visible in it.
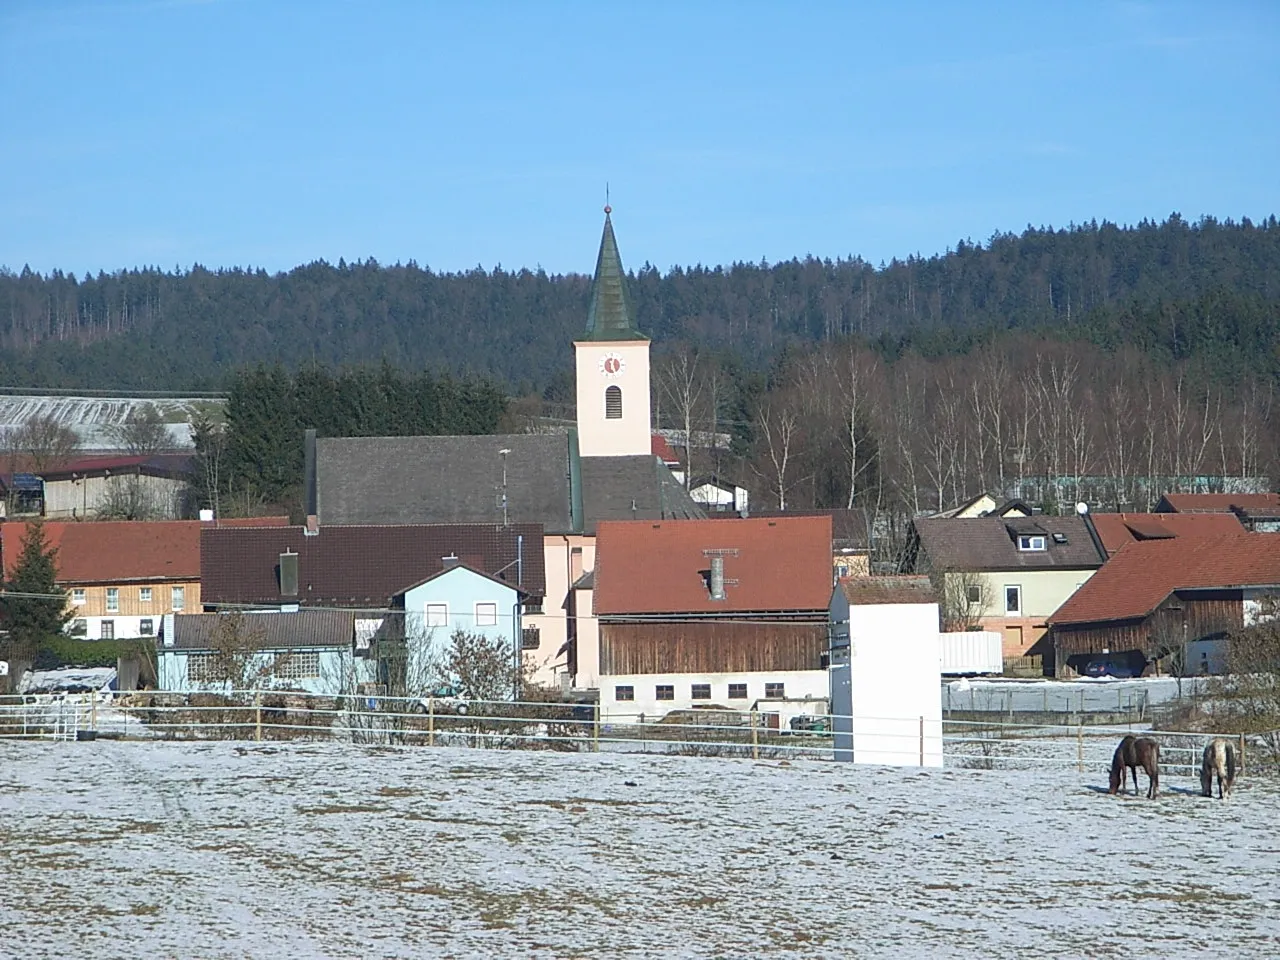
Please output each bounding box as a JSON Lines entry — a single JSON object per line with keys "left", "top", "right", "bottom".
{"left": 605, "top": 182, "right": 611, "bottom": 215}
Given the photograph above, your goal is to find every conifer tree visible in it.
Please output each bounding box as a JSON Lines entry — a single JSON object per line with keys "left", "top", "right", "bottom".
{"left": 1, "top": 521, "right": 70, "bottom": 664}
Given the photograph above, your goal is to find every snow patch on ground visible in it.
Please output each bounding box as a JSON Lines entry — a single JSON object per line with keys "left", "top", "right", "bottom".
{"left": 0, "top": 740, "right": 1276, "bottom": 958}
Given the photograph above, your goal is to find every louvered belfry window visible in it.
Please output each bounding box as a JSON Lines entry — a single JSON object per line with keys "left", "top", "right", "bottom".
{"left": 605, "top": 385, "right": 623, "bottom": 419}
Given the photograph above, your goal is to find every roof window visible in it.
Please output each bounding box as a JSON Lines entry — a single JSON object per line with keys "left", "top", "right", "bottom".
{"left": 1017, "top": 535, "right": 1046, "bottom": 552}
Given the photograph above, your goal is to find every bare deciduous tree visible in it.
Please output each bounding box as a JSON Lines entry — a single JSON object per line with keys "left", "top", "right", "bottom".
{"left": 11, "top": 414, "right": 79, "bottom": 473}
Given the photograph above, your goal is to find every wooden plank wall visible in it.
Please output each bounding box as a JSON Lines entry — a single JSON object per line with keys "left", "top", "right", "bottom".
{"left": 1052, "top": 593, "right": 1244, "bottom": 659}
{"left": 600, "top": 621, "right": 827, "bottom": 675}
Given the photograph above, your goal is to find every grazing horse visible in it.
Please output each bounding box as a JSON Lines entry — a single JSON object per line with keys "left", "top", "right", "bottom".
{"left": 1108, "top": 735, "right": 1160, "bottom": 799}
{"left": 1200, "top": 738, "right": 1238, "bottom": 800}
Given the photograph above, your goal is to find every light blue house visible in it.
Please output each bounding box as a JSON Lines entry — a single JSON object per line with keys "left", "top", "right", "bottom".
{"left": 157, "top": 609, "right": 367, "bottom": 694}
{"left": 389, "top": 560, "right": 525, "bottom": 696}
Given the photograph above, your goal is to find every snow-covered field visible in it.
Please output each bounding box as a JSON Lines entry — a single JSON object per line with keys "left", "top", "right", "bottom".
{"left": 1, "top": 741, "right": 1277, "bottom": 959}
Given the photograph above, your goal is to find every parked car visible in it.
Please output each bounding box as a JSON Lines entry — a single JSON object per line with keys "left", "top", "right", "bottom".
{"left": 1084, "top": 658, "right": 1137, "bottom": 679}
{"left": 411, "top": 685, "right": 469, "bottom": 716}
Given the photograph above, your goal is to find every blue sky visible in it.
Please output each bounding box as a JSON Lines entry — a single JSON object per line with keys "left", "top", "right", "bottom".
{"left": 2, "top": 0, "right": 1277, "bottom": 277}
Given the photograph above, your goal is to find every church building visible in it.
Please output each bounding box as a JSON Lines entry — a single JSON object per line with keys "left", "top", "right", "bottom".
{"left": 307, "top": 208, "right": 704, "bottom": 690}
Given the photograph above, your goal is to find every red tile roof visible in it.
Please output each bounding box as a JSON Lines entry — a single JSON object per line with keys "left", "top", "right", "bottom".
{"left": 593, "top": 516, "right": 833, "bottom": 615}
{"left": 38, "top": 454, "right": 195, "bottom": 480}
{"left": 1089, "top": 512, "right": 1245, "bottom": 555}
{"left": 0, "top": 518, "right": 285, "bottom": 584}
{"left": 651, "top": 434, "right": 681, "bottom": 465}
{"left": 1157, "top": 493, "right": 1280, "bottom": 514}
{"left": 1049, "top": 533, "right": 1280, "bottom": 625}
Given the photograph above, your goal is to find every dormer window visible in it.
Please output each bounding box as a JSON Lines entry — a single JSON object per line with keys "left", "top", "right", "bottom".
{"left": 1018, "top": 535, "right": 1046, "bottom": 552}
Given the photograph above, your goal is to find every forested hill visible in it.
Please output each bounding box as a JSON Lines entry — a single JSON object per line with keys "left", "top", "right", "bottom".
{"left": 1, "top": 213, "right": 1278, "bottom": 392}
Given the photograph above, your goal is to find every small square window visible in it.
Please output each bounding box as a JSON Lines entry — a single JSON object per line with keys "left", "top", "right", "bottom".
{"left": 615, "top": 685, "right": 635, "bottom": 702}
{"left": 475, "top": 602, "right": 498, "bottom": 627}
{"left": 691, "top": 684, "right": 711, "bottom": 700}
{"left": 521, "top": 626, "right": 540, "bottom": 650}
{"left": 68, "top": 619, "right": 87, "bottom": 637}
{"left": 425, "top": 604, "right": 448, "bottom": 628}
{"left": 71, "top": 589, "right": 86, "bottom": 606}
{"left": 139, "top": 618, "right": 154, "bottom": 636}
{"left": 100, "top": 619, "right": 115, "bottom": 640}
{"left": 764, "top": 682, "right": 785, "bottom": 699}
{"left": 727, "top": 683, "right": 748, "bottom": 699}
{"left": 655, "top": 684, "right": 675, "bottom": 701}
{"left": 171, "top": 586, "right": 185, "bottom": 611}
{"left": 106, "top": 588, "right": 119, "bottom": 613}
{"left": 1017, "top": 535, "right": 1046, "bottom": 552}
{"left": 139, "top": 587, "right": 152, "bottom": 603}
{"left": 966, "top": 585, "right": 981, "bottom": 604}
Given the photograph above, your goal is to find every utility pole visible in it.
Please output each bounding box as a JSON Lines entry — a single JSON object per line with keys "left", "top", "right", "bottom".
{"left": 499, "top": 448, "right": 511, "bottom": 527}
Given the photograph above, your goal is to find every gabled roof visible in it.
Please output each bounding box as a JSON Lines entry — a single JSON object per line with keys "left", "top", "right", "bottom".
{"left": 0, "top": 518, "right": 287, "bottom": 584}
{"left": 1155, "top": 493, "right": 1280, "bottom": 514}
{"left": 594, "top": 515, "right": 833, "bottom": 616}
{"left": 317, "top": 434, "right": 575, "bottom": 533}
{"left": 164, "top": 609, "right": 354, "bottom": 650}
{"left": 1050, "top": 533, "right": 1280, "bottom": 625}
{"left": 581, "top": 210, "right": 646, "bottom": 343}
{"left": 911, "top": 516, "right": 1106, "bottom": 572}
{"left": 837, "top": 575, "right": 936, "bottom": 606}
{"left": 579, "top": 456, "right": 706, "bottom": 533}
{"left": 200, "top": 523, "right": 545, "bottom": 607}
{"left": 721, "top": 508, "right": 869, "bottom": 547}
{"left": 394, "top": 561, "right": 525, "bottom": 597}
{"left": 1089, "top": 512, "right": 1245, "bottom": 556}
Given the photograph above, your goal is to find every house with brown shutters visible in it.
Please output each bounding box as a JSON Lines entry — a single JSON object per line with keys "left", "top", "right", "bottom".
{"left": 1047, "top": 533, "right": 1280, "bottom": 677}
{"left": 592, "top": 515, "right": 833, "bottom": 725}
{"left": 901, "top": 514, "right": 1108, "bottom": 665}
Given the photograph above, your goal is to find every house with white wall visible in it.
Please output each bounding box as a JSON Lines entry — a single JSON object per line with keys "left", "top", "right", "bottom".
{"left": 593, "top": 515, "right": 833, "bottom": 726}
{"left": 829, "top": 576, "right": 943, "bottom": 767}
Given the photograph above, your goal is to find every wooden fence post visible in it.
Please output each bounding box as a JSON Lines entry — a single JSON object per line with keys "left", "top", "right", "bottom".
{"left": 90, "top": 689, "right": 98, "bottom": 732}
{"left": 1238, "top": 732, "right": 1246, "bottom": 774}
{"left": 751, "top": 710, "right": 759, "bottom": 761}
{"left": 1076, "top": 724, "right": 1083, "bottom": 773}
{"left": 593, "top": 703, "right": 601, "bottom": 753}
{"left": 428, "top": 697, "right": 435, "bottom": 748}
{"left": 254, "top": 691, "right": 262, "bottom": 742}
{"left": 918, "top": 716, "right": 925, "bottom": 767}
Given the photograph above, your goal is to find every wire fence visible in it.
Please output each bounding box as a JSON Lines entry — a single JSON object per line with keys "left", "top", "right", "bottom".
{"left": 0, "top": 689, "right": 1261, "bottom": 779}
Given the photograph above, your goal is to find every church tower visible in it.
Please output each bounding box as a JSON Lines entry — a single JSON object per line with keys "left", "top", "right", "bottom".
{"left": 574, "top": 207, "right": 651, "bottom": 458}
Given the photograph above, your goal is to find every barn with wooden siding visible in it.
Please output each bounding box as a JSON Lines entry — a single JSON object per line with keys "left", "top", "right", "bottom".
{"left": 593, "top": 515, "right": 832, "bottom": 723}
{"left": 1048, "top": 533, "right": 1280, "bottom": 676}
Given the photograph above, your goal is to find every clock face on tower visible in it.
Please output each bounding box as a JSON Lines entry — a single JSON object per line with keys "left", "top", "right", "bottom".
{"left": 598, "top": 353, "right": 625, "bottom": 378}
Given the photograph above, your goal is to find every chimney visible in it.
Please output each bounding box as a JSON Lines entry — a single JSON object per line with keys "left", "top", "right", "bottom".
{"left": 279, "top": 550, "right": 299, "bottom": 597}
{"left": 442, "top": 554, "right": 461, "bottom": 569}
{"left": 304, "top": 428, "right": 319, "bottom": 534}
{"left": 710, "top": 556, "right": 726, "bottom": 601}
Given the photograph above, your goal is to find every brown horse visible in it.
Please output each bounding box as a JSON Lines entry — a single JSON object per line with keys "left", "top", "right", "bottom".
{"left": 1200, "top": 738, "right": 1238, "bottom": 800}
{"left": 1108, "top": 735, "right": 1160, "bottom": 799}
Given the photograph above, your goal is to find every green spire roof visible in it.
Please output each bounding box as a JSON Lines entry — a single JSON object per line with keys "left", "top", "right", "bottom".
{"left": 584, "top": 208, "right": 647, "bottom": 341}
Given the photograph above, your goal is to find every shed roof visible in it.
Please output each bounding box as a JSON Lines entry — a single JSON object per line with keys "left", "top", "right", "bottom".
{"left": 911, "top": 516, "right": 1106, "bottom": 572}
{"left": 39, "top": 454, "right": 195, "bottom": 481}
{"left": 200, "top": 522, "right": 545, "bottom": 607}
{"left": 837, "top": 575, "right": 936, "bottom": 606}
{"left": 1049, "top": 533, "right": 1280, "bottom": 625}
{"left": 1089, "top": 512, "right": 1245, "bottom": 555}
{"left": 165, "top": 609, "right": 354, "bottom": 650}
{"left": 593, "top": 515, "right": 832, "bottom": 616}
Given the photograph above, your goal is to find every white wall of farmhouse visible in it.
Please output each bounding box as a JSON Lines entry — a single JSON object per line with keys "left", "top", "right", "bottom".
{"left": 600, "top": 669, "right": 829, "bottom": 725}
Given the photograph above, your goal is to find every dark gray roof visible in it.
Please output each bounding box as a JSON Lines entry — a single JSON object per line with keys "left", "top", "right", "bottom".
{"left": 317, "top": 434, "right": 574, "bottom": 533}
{"left": 165, "top": 610, "right": 354, "bottom": 650}
{"left": 582, "top": 212, "right": 646, "bottom": 342}
{"left": 911, "top": 516, "right": 1106, "bottom": 572}
{"left": 579, "top": 455, "right": 706, "bottom": 533}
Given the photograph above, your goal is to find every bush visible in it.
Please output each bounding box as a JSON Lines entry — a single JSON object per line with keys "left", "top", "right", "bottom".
{"left": 34, "top": 636, "right": 156, "bottom": 670}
